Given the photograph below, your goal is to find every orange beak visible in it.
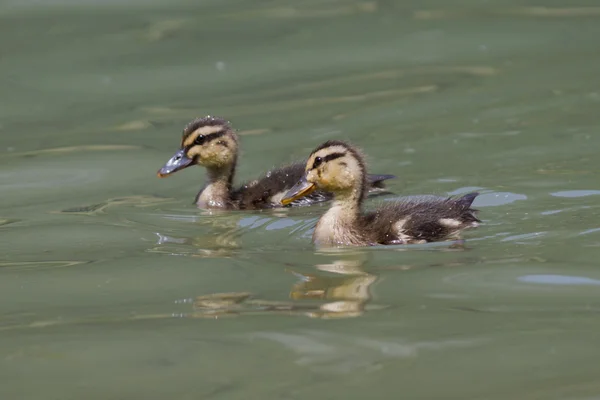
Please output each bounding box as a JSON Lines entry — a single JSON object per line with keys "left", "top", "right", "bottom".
{"left": 281, "top": 175, "right": 316, "bottom": 206}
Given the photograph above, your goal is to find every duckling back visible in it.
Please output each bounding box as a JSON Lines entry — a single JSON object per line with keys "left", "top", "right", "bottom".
{"left": 362, "top": 192, "right": 480, "bottom": 245}
{"left": 230, "top": 163, "right": 324, "bottom": 209}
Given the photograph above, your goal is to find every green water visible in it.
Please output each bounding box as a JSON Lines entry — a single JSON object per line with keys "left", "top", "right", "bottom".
{"left": 2, "top": 0, "right": 600, "bottom": 398}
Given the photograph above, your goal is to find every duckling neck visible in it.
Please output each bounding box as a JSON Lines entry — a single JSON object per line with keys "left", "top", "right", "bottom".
{"left": 196, "top": 166, "right": 234, "bottom": 208}
{"left": 313, "top": 188, "right": 363, "bottom": 247}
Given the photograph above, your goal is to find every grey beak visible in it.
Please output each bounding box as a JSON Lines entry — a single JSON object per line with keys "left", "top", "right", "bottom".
{"left": 157, "top": 149, "right": 194, "bottom": 177}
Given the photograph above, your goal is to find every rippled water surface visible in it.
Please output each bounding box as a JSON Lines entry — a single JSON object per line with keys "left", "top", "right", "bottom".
{"left": 2, "top": 0, "right": 600, "bottom": 399}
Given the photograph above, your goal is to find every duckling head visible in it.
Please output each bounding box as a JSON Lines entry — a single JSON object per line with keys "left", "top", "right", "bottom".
{"left": 281, "top": 140, "right": 367, "bottom": 205}
{"left": 157, "top": 116, "right": 238, "bottom": 177}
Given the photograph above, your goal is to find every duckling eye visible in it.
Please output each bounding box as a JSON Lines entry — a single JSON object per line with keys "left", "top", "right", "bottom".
{"left": 194, "top": 135, "right": 206, "bottom": 145}
{"left": 312, "top": 156, "right": 323, "bottom": 169}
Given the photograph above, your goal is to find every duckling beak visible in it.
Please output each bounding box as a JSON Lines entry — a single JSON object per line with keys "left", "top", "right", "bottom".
{"left": 281, "top": 175, "right": 316, "bottom": 206}
{"left": 157, "top": 149, "right": 193, "bottom": 177}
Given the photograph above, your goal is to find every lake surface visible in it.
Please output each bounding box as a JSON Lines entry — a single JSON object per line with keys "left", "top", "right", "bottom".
{"left": 2, "top": 0, "right": 600, "bottom": 398}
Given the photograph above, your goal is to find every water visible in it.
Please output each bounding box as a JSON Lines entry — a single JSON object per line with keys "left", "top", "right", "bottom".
{"left": 2, "top": 0, "right": 600, "bottom": 398}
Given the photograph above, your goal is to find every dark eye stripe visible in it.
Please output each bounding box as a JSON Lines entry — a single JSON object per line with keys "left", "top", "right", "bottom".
{"left": 187, "top": 129, "right": 228, "bottom": 149}
{"left": 323, "top": 152, "right": 345, "bottom": 163}
{"left": 311, "top": 152, "right": 346, "bottom": 169}
{"left": 204, "top": 129, "right": 227, "bottom": 142}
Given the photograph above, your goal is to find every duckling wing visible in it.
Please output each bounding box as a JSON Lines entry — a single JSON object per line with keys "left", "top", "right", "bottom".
{"left": 362, "top": 193, "right": 480, "bottom": 244}
{"left": 231, "top": 162, "right": 332, "bottom": 209}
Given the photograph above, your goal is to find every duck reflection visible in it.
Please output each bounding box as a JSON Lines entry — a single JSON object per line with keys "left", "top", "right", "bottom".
{"left": 177, "top": 250, "right": 383, "bottom": 320}
{"left": 288, "top": 269, "right": 378, "bottom": 319}
{"left": 148, "top": 210, "right": 245, "bottom": 258}
{"left": 148, "top": 229, "right": 240, "bottom": 258}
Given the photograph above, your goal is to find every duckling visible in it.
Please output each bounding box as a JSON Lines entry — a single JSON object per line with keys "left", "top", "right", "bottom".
{"left": 157, "top": 116, "right": 395, "bottom": 210}
{"left": 280, "top": 140, "right": 480, "bottom": 247}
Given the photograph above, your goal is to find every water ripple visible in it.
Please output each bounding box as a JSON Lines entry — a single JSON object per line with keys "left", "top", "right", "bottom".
{"left": 475, "top": 192, "right": 527, "bottom": 206}
{"left": 518, "top": 274, "right": 600, "bottom": 286}
{"left": 550, "top": 190, "right": 600, "bottom": 198}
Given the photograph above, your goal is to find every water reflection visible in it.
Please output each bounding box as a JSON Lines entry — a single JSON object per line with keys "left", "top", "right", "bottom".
{"left": 177, "top": 250, "right": 383, "bottom": 320}
{"left": 288, "top": 271, "right": 378, "bottom": 319}
{"left": 146, "top": 209, "right": 251, "bottom": 257}
{"left": 243, "top": 330, "right": 488, "bottom": 375}
{"left": 0, "top": 218, "right": 20, "bottom": 227}
{"left": 52, "top": 195, "right": 175, "bottom": 216}
{"left": 148, "top": 221, "right": 242, "bottom": 258}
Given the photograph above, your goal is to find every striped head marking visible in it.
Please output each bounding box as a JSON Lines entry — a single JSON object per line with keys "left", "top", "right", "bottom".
{"left": 280, "top": 140, "right": 367, "bottom": 205}
{"left": 181, "top": 116, "right": 238, "bottom": 168}
{"left": 305, "top": 140, "right": 366, "bottom": 193}
{"left": 157, "top": 116, "right": 238, "bottom": 177}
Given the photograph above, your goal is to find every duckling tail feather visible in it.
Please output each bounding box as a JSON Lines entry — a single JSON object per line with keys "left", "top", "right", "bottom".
{"left": 457, "top": 192, "right": 479, "bottom": 207}
{"left": 366, "top": 174, "right": 396, "bottom": 189}
{"left": 456, "top": 192, "right": 480, "bottom": 223}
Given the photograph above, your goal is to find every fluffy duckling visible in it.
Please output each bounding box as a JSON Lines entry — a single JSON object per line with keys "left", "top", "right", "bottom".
{"left": 280, "top": 140, "right": 480, "bottom": 247}
{"left": 157, "top": 117, "right": 395, "bottom": 209}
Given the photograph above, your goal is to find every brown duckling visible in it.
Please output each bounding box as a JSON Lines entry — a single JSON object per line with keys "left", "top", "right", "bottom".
{"left": 157, "top": 116, "right": 395, "bottom": 210}
{"left": 280, "top": 140, "right": 480, "bottom": 247}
